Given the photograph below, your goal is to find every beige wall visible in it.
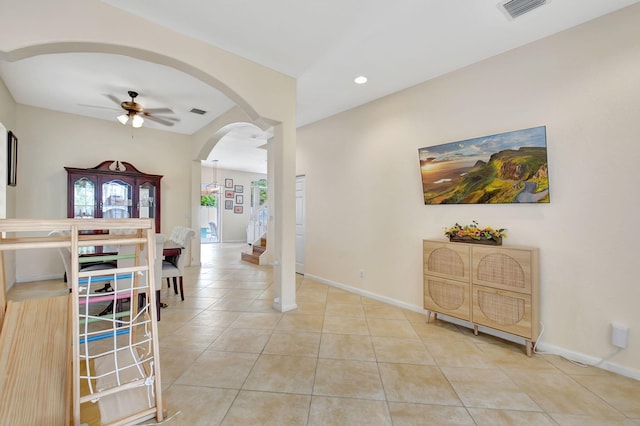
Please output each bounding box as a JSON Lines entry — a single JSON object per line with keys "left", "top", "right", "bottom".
{"left": 0, "top": 78, "right": 15, "bottom": 129}
{"left": 297, "top": 5, "right": 640, "bottom": 377}
{"left": 13, "top": 104, "right": 192, "bottom": 282}
{"left": 3, "top": 104, "right": 265, "bottom": 280}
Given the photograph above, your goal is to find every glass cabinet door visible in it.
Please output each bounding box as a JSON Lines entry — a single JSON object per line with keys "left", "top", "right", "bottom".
{"left": 138, "top": 181, "right": 156, "bottom": 220}
{"left": 73, "top": 177, "right": 96, "bottom": 218}
{"left": 101, "top": 179, "right": 133, "bottom": 219}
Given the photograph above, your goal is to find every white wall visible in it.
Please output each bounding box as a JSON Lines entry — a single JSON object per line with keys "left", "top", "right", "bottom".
{"left": 13, "top": 104, "right": 192, "bottom": 282}
{"left": 297, "top": 5, "right": 640, "bottom": 376}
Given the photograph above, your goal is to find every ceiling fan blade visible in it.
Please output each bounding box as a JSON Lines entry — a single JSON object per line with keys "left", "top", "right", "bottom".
{"left": 144, "top": 107, "right": 174, "bottom": 114}
{"left": 78, "top": 104, "right": 120, "bottom": 111}
{"left": 143, "top": 111, "right": 180, "bottom": 121}
{"left": 144, "top": 114, "right": 176, "bottom": 126}
{"left": 105, "top": 94, "right": 122, "bottom": 106}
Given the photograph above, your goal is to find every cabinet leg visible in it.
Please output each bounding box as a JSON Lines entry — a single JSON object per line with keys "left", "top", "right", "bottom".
{"left": 473, "top": 325, "right": 478, "bottom": 336}
{"left": 425, "top": 311, "right": 431, "bottom": 323}
{"left": 526, "top": 340, "right": 533, "bottom": 357}
{"left": 433, "top": 313, "right": 438, "bottom": 321}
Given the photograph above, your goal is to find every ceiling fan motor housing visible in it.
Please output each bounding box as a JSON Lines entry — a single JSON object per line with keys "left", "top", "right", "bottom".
{"left": 122, "top": 91, "right": 143, "bottom": 113}
{"left": 121, "top": 101, "right": 143, "bottom": 113}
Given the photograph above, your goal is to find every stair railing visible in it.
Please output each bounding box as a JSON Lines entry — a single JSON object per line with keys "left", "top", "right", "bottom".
{"left": 247, "top": 181, "right": 268, "bottom": 245}
{"left": 247, "top": 203, "right": 268, "bottom": 245}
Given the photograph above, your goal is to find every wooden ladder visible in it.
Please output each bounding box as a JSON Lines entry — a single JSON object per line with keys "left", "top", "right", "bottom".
{"left": 0, "top": 218, "right": 164, "bottom": 425}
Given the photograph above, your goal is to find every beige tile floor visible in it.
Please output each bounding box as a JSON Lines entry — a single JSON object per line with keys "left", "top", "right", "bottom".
{"left": 8, "top": 243, "right": 640, "bottom": 425}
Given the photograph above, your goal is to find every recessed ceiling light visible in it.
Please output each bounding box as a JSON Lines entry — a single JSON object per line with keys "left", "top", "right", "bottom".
{"left": 354, "top": 76, "right": 368, "bottom": 84}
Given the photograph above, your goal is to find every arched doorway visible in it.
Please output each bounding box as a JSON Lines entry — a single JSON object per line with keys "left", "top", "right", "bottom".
{"left": 200, "top": 123, "right": 269, "bottom": 248}
{"left": 1, "top": 1, "right": 297, "bottom": 313}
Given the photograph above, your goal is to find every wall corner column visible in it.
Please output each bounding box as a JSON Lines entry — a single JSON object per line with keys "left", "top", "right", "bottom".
{"left": 270, "top": 122, "right": 297, "bottom": 312}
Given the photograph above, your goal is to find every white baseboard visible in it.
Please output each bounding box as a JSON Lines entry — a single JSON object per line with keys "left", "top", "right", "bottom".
{"left": 272, "top": 297, "right": 297, "bottom": 313}
{"left": 304, "top": 273, "right": 424, "bottom": 314}
{"left": 17, "top": 273, "right": 63, "bottom": 284}
{"left": 5, "top": 278, "right": 16, "bottom": 292}
{"left": 303, "top": 273, "right": 640, "bottom": 381}
{"left": 535, "top": 341, "right": 640, "bottom": 380}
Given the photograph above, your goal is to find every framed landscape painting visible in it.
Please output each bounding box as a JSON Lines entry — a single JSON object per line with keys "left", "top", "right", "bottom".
{"left": 418, "top": 126, "right": 550, "bottom": 204}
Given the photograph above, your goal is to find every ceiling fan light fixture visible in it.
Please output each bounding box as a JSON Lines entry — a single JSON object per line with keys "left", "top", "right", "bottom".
{"left": 117, "top": 113, "right": 129, "bottom": 125}
{"left": 205, "top": 183, "right": 220, "bottom": 193}
{"left": 132, "top": 114, "right": 144, "bottom": 128}
{"left": 354, "top": 75, "right": 368, "bottom": 84}
{"left": 204, "top": 159, "right": 220, "bottom": 194}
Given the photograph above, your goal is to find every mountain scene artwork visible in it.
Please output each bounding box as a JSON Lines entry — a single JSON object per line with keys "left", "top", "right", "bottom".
{"left": 418, "top": 126, "right": 550, "bottom": 204}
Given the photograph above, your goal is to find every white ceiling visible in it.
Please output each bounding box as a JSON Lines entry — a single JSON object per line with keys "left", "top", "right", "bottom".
{"left": 1, "top": 0, "right": 638, "bottom": 174}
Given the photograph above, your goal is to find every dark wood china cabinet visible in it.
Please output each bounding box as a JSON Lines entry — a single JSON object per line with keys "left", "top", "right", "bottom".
{"left": 65, "top": 161, "right": 163, "bottom": 232}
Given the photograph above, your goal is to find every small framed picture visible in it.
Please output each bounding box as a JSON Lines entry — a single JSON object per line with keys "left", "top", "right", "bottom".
{"left": 234, "top": 185, "right": 243, "bottom": 193}
{"left": 225, "top": 190, "right": 234, "bottom": 198}
{"left": 225, "top": 200, "right": 233, "bottom": 210}
{"left": 7, "top": 131, "right": 17, "bottom": 186}
{"left": 235, "top": 194, "right": 243, "bottom": 204}
{"left": 234, "top": 205, "right": 243, "bottom": 214}
{"left": 225, "top": 178, "right": 234, "bottom": 188}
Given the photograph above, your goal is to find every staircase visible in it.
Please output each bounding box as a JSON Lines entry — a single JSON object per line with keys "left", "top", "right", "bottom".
{"left": 241, "top": 237, "right": 266, "bottom": 265}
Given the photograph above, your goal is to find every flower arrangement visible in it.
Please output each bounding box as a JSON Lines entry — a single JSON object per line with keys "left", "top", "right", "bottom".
{"left": 444, "top": 220, "right": 506, "bottom": 245}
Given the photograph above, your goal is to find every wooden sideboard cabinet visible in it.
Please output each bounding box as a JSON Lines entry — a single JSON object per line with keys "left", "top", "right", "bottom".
{"left": 65, "top": 161, "right": 163, "bottom": 232}
{"left": 423, "top": 239, "right": 540, "bottom": 356}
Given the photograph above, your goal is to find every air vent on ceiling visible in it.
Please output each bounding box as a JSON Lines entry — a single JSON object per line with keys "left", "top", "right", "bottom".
{"left": 499, "top": 0, "right": 547, "bottom": 19}
{"left": 190, "top": 107, "right": 207, "bottom": 115}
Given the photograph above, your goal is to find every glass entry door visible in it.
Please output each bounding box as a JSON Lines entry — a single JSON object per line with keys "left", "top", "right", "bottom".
{"left": 200, "top": 184, "right": 220, "bottom": 243}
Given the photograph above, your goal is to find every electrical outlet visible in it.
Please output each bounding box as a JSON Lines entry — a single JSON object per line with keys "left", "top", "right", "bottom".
{"left": 359, "top": 270, "right": 365, "bottom": 278}
{"left": 611, "top": 323, "right": 629, "bottom": 349}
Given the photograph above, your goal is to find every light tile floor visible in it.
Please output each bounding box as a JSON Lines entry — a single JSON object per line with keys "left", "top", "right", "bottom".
{"left": 8, "top": 243, "right": 640, "bottom": 425}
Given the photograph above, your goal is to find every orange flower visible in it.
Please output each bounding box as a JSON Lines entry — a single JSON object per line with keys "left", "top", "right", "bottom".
{"left": 444, "top": 221, "right": 506, "bottom": 241}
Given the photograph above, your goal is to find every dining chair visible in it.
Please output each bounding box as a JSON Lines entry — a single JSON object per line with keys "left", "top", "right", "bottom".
{"left": 49, "top": 230, "right": 120, "bottom": 316}
{"left": 118, "top": 233, "right": 166, "bottom": 321}
{"left": 49, "top": 230, "right": 117, "bottom": 292}
{"left": 152, "top": 234, "right": 166, "bottom": 319}
{"left": 162, "top": 227, "right": 195, "bottom": 301}
{"left": 208, "top": 221, "right": 218, "bottom": 240}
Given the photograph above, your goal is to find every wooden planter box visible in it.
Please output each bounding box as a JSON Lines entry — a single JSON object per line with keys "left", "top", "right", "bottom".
{"left": 449, "top": 236, "right": 502, "bottom": 246}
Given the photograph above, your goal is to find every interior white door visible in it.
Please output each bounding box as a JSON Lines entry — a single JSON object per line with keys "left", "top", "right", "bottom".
{"left": 295, "top": 175, "right": 306, "bottom": 274}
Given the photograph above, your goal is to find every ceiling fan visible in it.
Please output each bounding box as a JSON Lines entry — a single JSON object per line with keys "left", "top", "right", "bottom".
{"left": 109, "top": 90, "right": 179, "bottom": 128}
